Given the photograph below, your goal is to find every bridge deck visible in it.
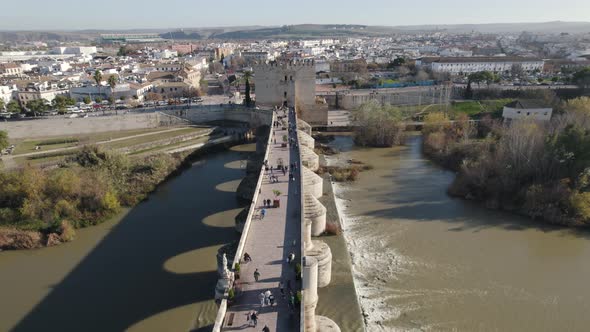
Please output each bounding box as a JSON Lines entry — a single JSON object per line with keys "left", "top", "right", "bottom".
{"left": 222, "top": 109, "right": 301, "bottom": 331}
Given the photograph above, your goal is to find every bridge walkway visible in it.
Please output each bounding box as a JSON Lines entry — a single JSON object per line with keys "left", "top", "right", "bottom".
{"left": 222, "top": 108, "right": 301, "bottom": 331}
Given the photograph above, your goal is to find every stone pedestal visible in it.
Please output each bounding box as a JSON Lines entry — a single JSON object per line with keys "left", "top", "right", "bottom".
{"left": 304, "top": 194, "right": 327, "bottom": 236}
{"left": 316, "top": 316, "right": 341, "bottom": 332}
{"left": 298, "top": 129, "right": 315, "bottom": 149}
{"left": 307, "top": 240, "right": 332, "bottom": 288}
{"left": 301, "top": 145, "right": 320, "bottom": 171}
{"left": 303, "top": 166, "right": 323, "bottom": 199}
{"left": 303, "top": 256, "right": 319, "bottom": 332}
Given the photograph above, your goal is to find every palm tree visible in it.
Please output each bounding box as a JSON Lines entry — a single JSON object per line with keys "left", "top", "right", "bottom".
{"left": 107, "top": 75, "right": 118, "bottom": 114}
{"left": 93, "top": 70, "right": 103, "bottom": 100}
{"left": 243, "top": 71, "right": 252, "bottom": 106}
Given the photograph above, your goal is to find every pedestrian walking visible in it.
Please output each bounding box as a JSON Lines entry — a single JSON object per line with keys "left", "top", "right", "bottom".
{"left": 279, "top": 281, "right": 285, "bottom": 298}
{"left": 262, "top": 325, "right": 270, "bottom": 332}
{"left": 261, "top": 209, "right": 266, "bottom": 219}
{"left": 258, "top": 292, "right": 265, "bottom": 307}
{"left": 288, "top": 292, "right": 295, "bottom": 310}
{"left": 254, "top": 268, "right": 261, "bottom": 282}
{"left": 250, "top": 311, "right": 258, "bottom": 327}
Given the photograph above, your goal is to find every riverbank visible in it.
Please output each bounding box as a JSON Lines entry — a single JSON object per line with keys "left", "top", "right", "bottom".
{"left": 0, "top": 135, "right": 250, "bottom": 251}
{"left": 0, "top": 143, "right": 255, "bottom": 332}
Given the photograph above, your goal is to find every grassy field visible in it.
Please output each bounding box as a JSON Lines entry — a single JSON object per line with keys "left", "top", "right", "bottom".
{"left": 128, "top": 135, "right": 211, "bottom": 156}
{"left": 450, "top": 99, "right": 513, "bottom": 118}
{"left": 11, "top": 127, "right": 192, "bottom": 155}
{"left": 101, "top": 127, "right": 207, "bottom": 150}
{"left": 9, "top": 126, "right": 211, "bottom": 168}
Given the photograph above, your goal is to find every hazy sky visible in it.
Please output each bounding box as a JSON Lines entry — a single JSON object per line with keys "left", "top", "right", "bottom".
{"left": 1, "top": 0, "right": 590, "bottom": 30}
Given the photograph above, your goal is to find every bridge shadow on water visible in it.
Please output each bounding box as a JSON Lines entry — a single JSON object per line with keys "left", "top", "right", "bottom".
{"left": 13, "top": 148, "right": 251, "bottom": 332}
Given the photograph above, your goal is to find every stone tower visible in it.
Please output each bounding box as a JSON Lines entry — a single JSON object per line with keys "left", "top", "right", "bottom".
{"left": 254, "top": 60, "right": 326, "bottom": 125}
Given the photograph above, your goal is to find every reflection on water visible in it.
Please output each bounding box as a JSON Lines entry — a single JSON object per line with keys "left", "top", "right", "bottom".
{"left": 330, "top": 135, "right": 590, "bottom": 332}
{"left": 0, "top": 145, "right": 251, "bottom": 332}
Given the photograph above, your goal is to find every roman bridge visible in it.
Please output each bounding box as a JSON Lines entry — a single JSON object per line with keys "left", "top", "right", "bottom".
{"left": 172, "top": 105, "right": 340, "bottom": 332}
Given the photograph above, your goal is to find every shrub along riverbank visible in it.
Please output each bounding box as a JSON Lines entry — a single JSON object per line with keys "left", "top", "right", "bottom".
{"left": 0, "top": 146, "right": 187, "bottom": 250}
{"left": 422, "top": 97, "right": 590, "bottom": 226}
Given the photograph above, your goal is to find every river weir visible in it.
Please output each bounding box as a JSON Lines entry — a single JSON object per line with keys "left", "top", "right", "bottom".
{"left": 328, "top": 134, "right": 590, "bottom": 332}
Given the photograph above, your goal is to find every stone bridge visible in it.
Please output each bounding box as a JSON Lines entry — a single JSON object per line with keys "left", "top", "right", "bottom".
{"left": 209, "top": 107, "right": 340, "bottom": 332}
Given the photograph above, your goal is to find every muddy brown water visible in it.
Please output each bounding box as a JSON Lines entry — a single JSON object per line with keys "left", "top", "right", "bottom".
{"left": 0, "top": 144, "right": 255, "bottom": 332}
{"left": 328, "top": 134, "right": 590, "bottom": 332}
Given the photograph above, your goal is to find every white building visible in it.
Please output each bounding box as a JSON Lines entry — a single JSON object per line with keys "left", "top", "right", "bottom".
{"left": 51, "top": 46, "right": 97, "bottom": 56}
{"left": 422, "top": 57, "right": 544, "bottom": 74}
{"left": 154, "top": 49, "right": 178, "bottom": 59}
{"left": 502, "top": 100, "right": 552, "bottom": 121}
{"left": 0, "top": 85, "right": 17, "bottom": 106}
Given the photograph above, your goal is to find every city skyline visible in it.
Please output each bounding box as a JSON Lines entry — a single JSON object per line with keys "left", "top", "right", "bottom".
{"left": 1, "top": 0, "right": 590, "bottom": 30}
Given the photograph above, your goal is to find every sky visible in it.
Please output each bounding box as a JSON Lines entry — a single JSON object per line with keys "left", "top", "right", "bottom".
{"left": 1, "top": 0, "right": 590, "bottom": 30}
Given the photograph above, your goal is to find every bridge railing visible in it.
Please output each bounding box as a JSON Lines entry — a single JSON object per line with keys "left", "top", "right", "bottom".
{"left": 211, "top": 111, "right": 275, "bottom": 332}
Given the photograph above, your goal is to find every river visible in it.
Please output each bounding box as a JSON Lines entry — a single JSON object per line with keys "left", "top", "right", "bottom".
{"left": 0, "top": 144, "right": 255, "bottom": 332}
{"left": 328, "top": 134, "right": 590, "bottom": 332}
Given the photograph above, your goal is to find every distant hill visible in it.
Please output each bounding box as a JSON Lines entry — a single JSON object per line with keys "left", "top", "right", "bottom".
{"left": 391, "top": 21, "right": 590, "bottom": 34}
{"left": 0, "top": 22, "right": 588, "bottom": 43}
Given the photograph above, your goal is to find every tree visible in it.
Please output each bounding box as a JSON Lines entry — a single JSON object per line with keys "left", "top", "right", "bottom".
{"left": 6, "top": 100, "right": 22, "bottom": 113}
{"left": 464, "top": 81, "right": 474, "bottom": 99}
{"left": 93, "top": 70, "right": 103, "bottom": 98}
{"left": 146, "top": 92, "right": 163, "bottom": 101}
{"left": 95, "top": 97, "right": 103, "bottom": 103}
{"left": 468, "top": 71, "right": 495, "bottom": 87}
{"left": 388, "top": 57, "right": 406, "bottom": 68}
{"left": 244, "top": 71, "right": 252, "bottom": 106}
{"left": 573, "top": 67, "right": 590, "bottom": 90}
{"left": 83, "top": 96, "right": 91, "bottom": 104}
{"left": 107, "top": 75, "right": 117, "bottom": 99}
{"left": 26, "top": 99, "right": 49, "bottom": 114}
{"left": 108, "top": 96, "right": 115, "bottom": 105}
{"left": 511, "top": 64, "right": 525, "bottom": 79}
{"left": 117, "top": 46, "right": 128, "bottom": 57}
{"left": 0, "top": 130, "right": 8, "bottom": 151}
{"left": 352, "top": 101, "right": 405, "bottom": 147}
{"left": 52, "top": 95, "right": 75, "bottom": 113}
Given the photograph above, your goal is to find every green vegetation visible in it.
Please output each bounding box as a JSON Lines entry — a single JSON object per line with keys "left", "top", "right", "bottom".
{"left": 450, "top": 99, "right": 513, "bottom": 118}
{"left": 52, "top": 95, "right": 76, "bottom": 113}
{"left": 6, "top": 100, "right": 22, "bottom": 113}
{"left": 573, "top": 67, "right": 590, "bottom": 90}
{"left": 38, "top": 138, "right": 79, "bottom": 146}
{"left": 352, "top": 101, "right": 405, "bottom": 147}
{"left": 422, "top": 97, "right": 590, "bottom": 226}
{"left": 316, "top": 162, "right": 373, "bottom": 182}
{"left": 0, "top": 146, "right": 184, "bottom": 250}
{"left": 0, "top": 131, "right": 8, "bottom": 151}
{"left": 244, "top": 71, "right": 252, "bottom": 106}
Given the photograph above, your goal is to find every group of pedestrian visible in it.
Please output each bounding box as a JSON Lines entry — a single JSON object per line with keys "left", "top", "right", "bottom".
{"left": 262, "top": 199, "right": 274, "bottom": 208}
{"left": 258, "top": 289, "right": 276, "bottom": 307}
{"left": 268, "top": 173, "right": 279, "bottom": 183}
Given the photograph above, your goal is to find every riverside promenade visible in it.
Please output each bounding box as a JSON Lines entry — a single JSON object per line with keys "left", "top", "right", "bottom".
{"left": 222, "top": 108, "right": 302, "bottom": 331}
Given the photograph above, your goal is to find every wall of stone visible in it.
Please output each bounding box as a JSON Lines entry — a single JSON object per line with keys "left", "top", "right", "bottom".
{"left": 0, "top": 112, "right": 189, "bottom": 140}
{"left": 319, "top": 87, "right": 443, "bottom": 110}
